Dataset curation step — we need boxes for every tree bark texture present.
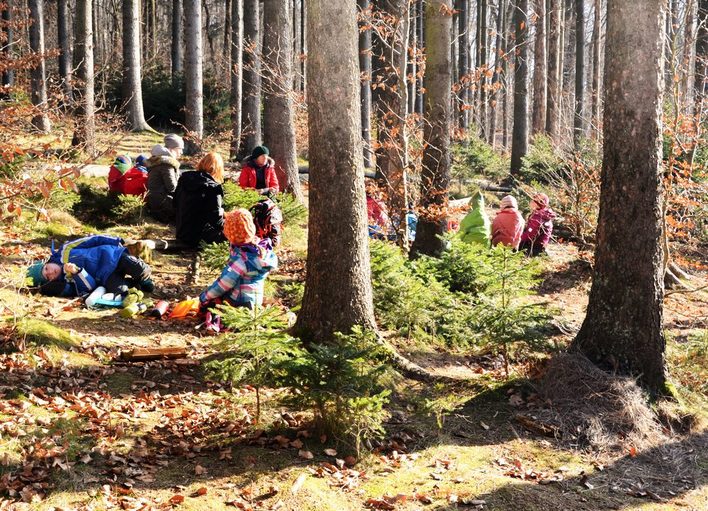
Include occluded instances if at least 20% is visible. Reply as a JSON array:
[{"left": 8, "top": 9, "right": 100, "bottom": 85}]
[
  {"left": 489, "top": 0, "right": 506, "bottom": 147},
  {"left": 510, "top": 0, "right": 529, "bottom": 175},
  {"left": 415, "top": 0, "right": 425, "bottom": 115},
  {"left": 682, "top": 0, "right": 697, "bottom": 115},
  {"left": 230, "top": 0, "right": 243, "bottom": 158},
  {"left": 1, "top": 5, "right": 13, "bottom": 89},
  {"left": 695, "top": 0, "right": 707, "bottom": 112},
  {"left": 172, "top": 0, "right": 184, "bottom": 79},
  {"left": 296, "top": 0, "right": 376, "bottom": 342},
  {"left": 184, "top": 0, "right": 204, "bottom": 139},
  {"left": 29, "top": 0, "right": 50, "bottom": 132},
  {"left": 457, "top": 0, "right": 470, "bottom": 129},
  {"left": 410, "top": 0, "right": 452, "bottom": 258},
  {"left": 573, "top": 0, "right": 667, "bottom": 395},
  {"left": 407, "top": 0, "right": 417, "bottom": 115},
  {"left": 590, "top": 0, "right": 602, "bottom": 133},
  {"left": 358, "top": 0, "right": 374, "bottom": 168},
  {"left": 372, "top": 0, "right": 410, "bottom": 247},
  {"left": 57, "top": 0, "right": 72, "bottom": 99},
  {"left": 239, "top": 0, "right": 262, "bottom": 159},
  {"left": 574, "top": 0, "right": 585, "bottom": 147},
  {"left": 546, "top": 0, "right": 561, "bottom": 138},
  {"left": 74, "top": 0, "right": 96, "bottom": 155},
  {"left": 262, "top": 0, "right": 303, "bottom": 201},
  {"left": 122, "top": 0, "right": 150, "bottom": 131},
  {"left": 531, "top": 0, "right": 546, "bottom": 134}
]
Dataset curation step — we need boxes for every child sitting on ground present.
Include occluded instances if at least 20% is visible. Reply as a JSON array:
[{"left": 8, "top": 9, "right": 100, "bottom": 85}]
[
  {"left": 491, "top": 195, "right": 525, "bottom": 249},
  {"left": 458, "top": 191, "right": 491, "bottom": 247},
  {"left": 519, "top": 192, "right": 556, "bottom": 256},
  {"left": 27, "top": 235, "right": 154, "bottom": 298},
  {"left": 199, "top": 208, "right": 278, "bottom": 312}
]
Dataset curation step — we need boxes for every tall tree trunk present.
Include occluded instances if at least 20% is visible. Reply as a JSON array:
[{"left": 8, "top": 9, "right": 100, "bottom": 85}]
[
  {"left": 574, "top": 0, "right": 585, "bottom": 147},
  {"left": 230, "top": 0, "right": 243, "bottom": 159},
  {"left": 122, "top": 0, "right": 150, "bottom": 131},
  {"left": 573, "top": 0, "right": 667, "bottom": 395},
  {"left": 682, "top": 0, "right": 698, "bottom": 115},
  {"left": 510, "top": 0, "right": 529, "bottom": 175},
  {"left": 415, "top": 0, "right": 425, "bottom": 115},
  {"left": 57, "top": 0, "right": 72, "bottom": 100},
  {"left": 358, "top": 0, "right": 374, "bottom": 168},
  {"left": 372, "top": 0, "right": 410, "bottom": 247},
  {"left": 73, "top": 0, "right": 95, "bottom": 155},
  {"left": 502, "top": 0, "right": 514, "bottom": 148},
  {"left": 224, "top": 0, "right": 232, "bottom": 65},
  {"left": 239, "top": 0, "right": 262, "bottom": 159},
  {"left": 408, "top": 0, "right": 417, "bottom": 115},
  {"left": 1, "top": 4, "right": 13, "bottom": 90},
  {"left": 410, "top": 0, "right": 452, "bottom": 258},
  {"left": 172, "top": 0, "right": 184, "bottom": 79},
  {"left": 300, "top": 1, "right": 306, "bottom": 93},
  {"left": 295, "top": 0, "right": 376, "bottom": 342},
  {"left": 479, "top": 0, "right": 488, "bottom": 138},
  {"left": 531, "top": 0, "right": 546, "bottom": 135},
  {"left": 262, "top": 0, "right": 303, "bottom": 201},
  {"left": 29, "top": 0, "right": 50, "bottom": 132},
  {"left": 184, "top": 0, "right": 204, "bottom": 140},
  {"left": 696, "top": 0, "right": 707, "bottom": 114},
  {"left": 490, "top": 0, "right": 506, "bottom": 147},
  {"left": 546, "top": 0, "right": 561, "bottom": 137},
  {"left": 590, "top": 0, "right": 601, "bottom": 134},
  {"left": 458, "top": 0, "right": 470, "bottom": 130}
]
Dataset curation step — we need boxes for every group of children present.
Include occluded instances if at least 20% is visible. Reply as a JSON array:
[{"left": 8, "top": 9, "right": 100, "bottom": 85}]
[
  {"left": 459, "top": 191, "right": 556, "bottom": 256},
  {"left": 27, "top": 136, "right": 284, "bottom": 319}
]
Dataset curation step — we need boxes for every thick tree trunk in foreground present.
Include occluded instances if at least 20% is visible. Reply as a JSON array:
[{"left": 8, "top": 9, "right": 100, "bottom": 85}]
[
  {"left": 122, "top": 0, "right": 151, "bottom": 131},
  {"left": 230, "top": 0, "right": 243, "bottom": 158},
  {"left": 295, "top": 0, "right": 376, "bottom": 341},
  {"left": 172, "top": 0, "right": 184, "bottom": 79},
  {"left": 573, "top": 0, "right": 667, "bottom": 395},
  {"left": 510, "top": 0, "right": 529, "bottom": 175},
  {"left": 531, "top": 0, "right": 546, "bottom": 135},
  {"left": 546, "top": 0, "right": 561, "bottom": 138},
  {"left": 239, "top": 0, "right": 262, "bottom": 159},
  {"left": 29, "top": 0, "right": 50, "bottom": 132},
  {"left": 262, "top": 0, "right": 303, "bottom": 201},
  {"left": 410, "top": 0, "right": 452, "bottom": 258},
  {"left": 184, "top": 0, "right": 204, "bottom": 140},
  {"left": 73, "top": 0, "right": 96, "bottom": 155}
]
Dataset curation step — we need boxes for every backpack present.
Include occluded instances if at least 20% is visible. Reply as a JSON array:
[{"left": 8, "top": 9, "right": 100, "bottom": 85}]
[{"left": 250, "top": 198, "right": 283, "bottom": 247}]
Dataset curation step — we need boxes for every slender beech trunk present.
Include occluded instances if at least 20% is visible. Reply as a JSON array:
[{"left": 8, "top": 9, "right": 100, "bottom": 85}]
[
  {"left": 293, "top": 0, "right": 300, "bottom": 91},
  {"left": 122, "top": 0, "right": 150, "bottom": 131},
  {"left": 683, "top": 0, "right": 698, "bottom": 115},
  {"left": 372, "top": 0, "right": 410, "bottom": 247},
  {"left": 358, "top": 0, "right": 373, "bottom": 168},
  {"left": 573, "top": 0, "right": 667, "bottom": 396},
  {"left": 230, "top": 0, "right": 243, "bottom": 158},
  {"left": 415, "top": 0, "right": 425, "bottom": 115},
  {"left": 510, "top": 0, "right": 529, "bottom": 175},
  {"left": 590, "top": 0, "right": 601, "bottom": 134},
  {"left": 224, "top": 0, "right": 232, "bottom": 66},
  {"left": 458, "top": 0, "right": 470, "bottom": 130},
  {"left": 408, "top": 0, "right": 417, "bottom": 115},
  {"left": 295, "top": 0, "right": 377, "bottom": 342},
  {"left": 184, "top": 0, "right": 204, "bottom": 140},
  {"left": 262, "top": 0, "right": 303, "bottom": 201},
  {"left": 502, "top": 0, "right": 514, "bottom": 148},
  {"left": 531, "top": 0, "right": 546, "bottom": 134},
  {"left": 574, "top": 0, "right": 585, "bottom": 147},
  {"left": 58, "top": 0, "right": 72, "bottom": 100},
  {"left": 490, "top": 0, "right": 505, "bottom": 147},
  {"left": 410, "top": 0, "right": 452, "bottom": 258},
  {"left": 479, "top": 0, "right": 488, "bottom": 138},
  {"left": 546, "top": 0, "right": 561, "bottom": 137},
  {"left": 300, "top": 1, "right": 306, "bottom": 93},
  {"left": 74, "top": 0, "right": 95, "bottom": 155},
  {"left": 172, "top": 0, "right": 183, "bottom": 79},
  {"left": 1, "top": 4, "right": 13, "bottom": 90},
  {"left": 239, "top": 0, "right": 262, "bottom": 159},
  {"left": 29, "top": 0, "right": 50, "bottom": 132},
  {"left": 696, "top": 0, "right": 707, "bottom": 115}
]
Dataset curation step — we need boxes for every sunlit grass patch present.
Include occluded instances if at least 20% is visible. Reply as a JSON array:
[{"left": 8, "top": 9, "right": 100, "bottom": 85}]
[{"left": 16, "top": 318, "right": 79, "bottom": 350}]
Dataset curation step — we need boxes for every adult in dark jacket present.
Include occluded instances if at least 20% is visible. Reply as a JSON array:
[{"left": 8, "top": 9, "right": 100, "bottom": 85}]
[
  {"left": 174, "top": 152, "right": 227, "bottom": 246},
  {"left": 146, "top": 134, "right": 183, "bottom": 223},
  {"left": 238, "top": 145, "right": 280, "bottom": 195}
]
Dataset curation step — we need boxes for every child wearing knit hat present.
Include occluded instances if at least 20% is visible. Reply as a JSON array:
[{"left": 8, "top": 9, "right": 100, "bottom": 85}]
[
  {"left": 199, "top": 209, "right": 278, "bottom": 312},
  {"left": 519, "top": 193, "right": 556, "bottom": 256},
  {"left": 491, "top": 194, "right": 525, "bottom": 249}
]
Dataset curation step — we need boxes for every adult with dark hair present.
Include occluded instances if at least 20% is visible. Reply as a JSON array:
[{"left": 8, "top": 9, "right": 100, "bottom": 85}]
[
  {"left": 174, "top": 152, "right": 227, "bottom": 246},
  {"left": 146, "top": 133, "right": 184, "bottom": 223},
  {"left": 238, "top": 145, "right": 280, "bottom": 195}
]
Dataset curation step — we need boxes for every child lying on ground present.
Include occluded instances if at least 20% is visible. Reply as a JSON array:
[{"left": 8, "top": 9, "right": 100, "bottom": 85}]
[
  {"left": 199, "top": 209, "right": 278, "bottom": 313},
  {"left": 27, "top": 235, "right": 153, "bottom": 297}
]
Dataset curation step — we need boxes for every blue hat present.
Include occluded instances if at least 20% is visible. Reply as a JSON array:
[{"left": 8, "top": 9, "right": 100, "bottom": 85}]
[
  {"left": 27, "top": 262, "right": 47, "bottom": 287},
  {"left": 134, "top": 154, "right": 146, "bottom": 166}
]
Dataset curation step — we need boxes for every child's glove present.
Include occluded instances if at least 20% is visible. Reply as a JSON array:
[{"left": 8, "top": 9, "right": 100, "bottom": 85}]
[{"left": 63, "top": 262, "right": 80, "bottom": 275}]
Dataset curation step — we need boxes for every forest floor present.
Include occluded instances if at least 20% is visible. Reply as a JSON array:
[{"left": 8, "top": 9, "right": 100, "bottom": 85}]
[{"left": 0, "top": 174, "right": 707, "bottom": 510}]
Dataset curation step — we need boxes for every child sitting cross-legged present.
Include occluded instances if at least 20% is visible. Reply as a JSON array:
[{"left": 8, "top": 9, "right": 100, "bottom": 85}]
[
  {"left": 27, "top": 235, "right": 153, "bottom": 298},
  {"left": 199, "top": 208, "right": 278, "bottom": 315}
]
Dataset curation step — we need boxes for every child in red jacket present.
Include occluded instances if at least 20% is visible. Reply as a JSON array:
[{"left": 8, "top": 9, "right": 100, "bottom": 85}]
[
  {"left": 491, "top": 195, "right": 524, "bottom": 249},
  {"left": 238, "top": 146, "right": 280, "bottom": 195}
]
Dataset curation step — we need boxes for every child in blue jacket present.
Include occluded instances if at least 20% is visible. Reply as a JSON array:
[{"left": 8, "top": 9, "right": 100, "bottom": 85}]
[{"left": 27, "top": 235, "right": 153, "bottom": 297}]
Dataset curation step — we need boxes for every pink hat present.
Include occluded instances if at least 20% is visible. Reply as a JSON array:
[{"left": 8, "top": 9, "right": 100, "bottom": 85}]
[
  {"left": 500, "top": 195, "right": 518, "bottom": 210},
  {"left": 532, "top": 193, "right": 550, "bottom": 208}
]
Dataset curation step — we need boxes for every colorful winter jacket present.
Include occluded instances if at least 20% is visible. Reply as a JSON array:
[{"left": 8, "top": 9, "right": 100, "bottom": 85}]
[
  {"left": 199, "top": 239, "right": 278, "bottom": 309},
  {"left": 491, "top": 208, "right": 525, "bottom": 249},
  {"left": 46, "top": 235, "right": 126, "bottom": 296},
  {"left": 239, "top": 157, "right": 280, "bottom": 193},
  {"left": 520, "top": 207, "right": 556, "bottom": 252},
  {"left": 458, "top": 192, "right": 491, "bottom": 246}
]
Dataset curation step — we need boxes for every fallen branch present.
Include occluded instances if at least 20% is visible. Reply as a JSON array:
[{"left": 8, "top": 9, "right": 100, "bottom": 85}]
[{"left": 119, "top": 347, "right": 187, "bottom": 362}]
